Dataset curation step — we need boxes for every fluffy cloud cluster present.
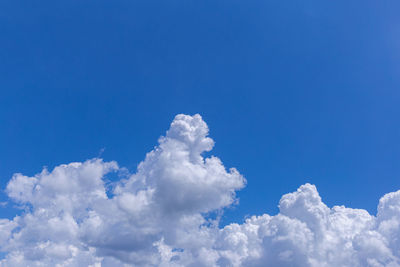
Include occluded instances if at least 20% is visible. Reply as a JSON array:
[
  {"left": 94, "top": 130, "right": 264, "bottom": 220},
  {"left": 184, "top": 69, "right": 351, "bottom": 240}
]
[{"left": 1, "top": 114, "right": 400, "bottom": 266}]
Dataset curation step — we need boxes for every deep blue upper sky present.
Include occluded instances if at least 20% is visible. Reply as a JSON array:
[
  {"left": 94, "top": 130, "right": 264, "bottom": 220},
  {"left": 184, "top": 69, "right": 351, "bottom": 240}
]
[{"left": 1, "top": 0, "right": 400, "bottom": 223}]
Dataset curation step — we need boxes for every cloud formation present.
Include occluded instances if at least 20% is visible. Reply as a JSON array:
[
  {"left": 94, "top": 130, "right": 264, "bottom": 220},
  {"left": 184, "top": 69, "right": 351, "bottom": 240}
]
[{"left": 1, "top": 114, "right": 400, "bottom": 266}]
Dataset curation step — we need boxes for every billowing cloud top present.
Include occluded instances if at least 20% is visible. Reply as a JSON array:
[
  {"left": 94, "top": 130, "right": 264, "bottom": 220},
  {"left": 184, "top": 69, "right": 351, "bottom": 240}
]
[{"left": 1, "top": 114, "right": 400, "bottom": 266}]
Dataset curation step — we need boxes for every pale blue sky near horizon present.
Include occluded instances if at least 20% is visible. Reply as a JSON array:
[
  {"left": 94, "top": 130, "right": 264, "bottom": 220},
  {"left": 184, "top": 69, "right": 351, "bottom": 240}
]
[{"left": 1, "top": 0, "right": 400, "bottom": 224}]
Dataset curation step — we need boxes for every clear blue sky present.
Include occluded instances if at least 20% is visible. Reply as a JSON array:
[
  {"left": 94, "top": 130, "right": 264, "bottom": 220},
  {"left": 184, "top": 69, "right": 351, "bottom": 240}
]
[{"left": 1, "top": 0, "right": 400, "bottom": 223}]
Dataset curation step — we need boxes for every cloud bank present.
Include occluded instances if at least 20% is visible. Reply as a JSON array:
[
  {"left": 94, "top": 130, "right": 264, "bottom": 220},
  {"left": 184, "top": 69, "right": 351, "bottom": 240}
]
[{"left": 1, "top": 114, "right": 400, "bottom": 266}]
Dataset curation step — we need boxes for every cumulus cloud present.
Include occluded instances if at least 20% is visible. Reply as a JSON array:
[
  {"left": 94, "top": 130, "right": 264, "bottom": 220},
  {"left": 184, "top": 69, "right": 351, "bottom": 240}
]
[{"left": 0, "top": 114, "right": 400, "bottom": 266}]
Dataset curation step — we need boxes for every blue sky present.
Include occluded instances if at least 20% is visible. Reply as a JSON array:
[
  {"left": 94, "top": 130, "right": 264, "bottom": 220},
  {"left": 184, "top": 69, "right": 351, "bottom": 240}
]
[{"left": 1, "top": 0, "right": 400, "bottom": 228}]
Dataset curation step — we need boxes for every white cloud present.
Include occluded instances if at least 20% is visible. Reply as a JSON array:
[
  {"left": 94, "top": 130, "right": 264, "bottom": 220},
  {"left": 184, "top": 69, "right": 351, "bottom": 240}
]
[{"left": 0, "top": 114, "right": 400, "bottom": 266}]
